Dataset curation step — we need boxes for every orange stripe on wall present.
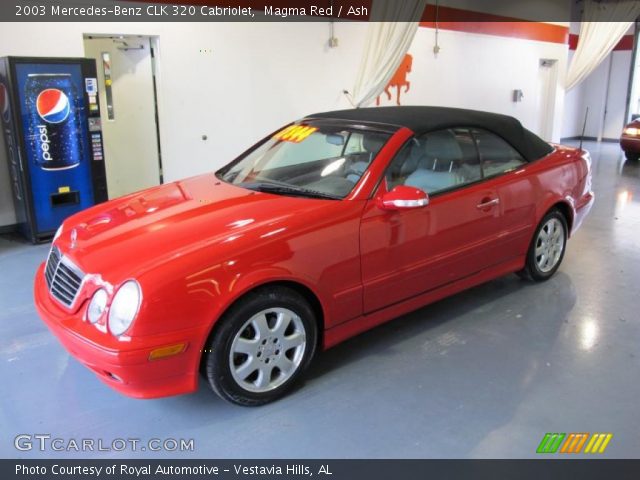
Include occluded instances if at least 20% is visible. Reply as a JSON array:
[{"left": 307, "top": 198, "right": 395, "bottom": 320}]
[
  {"left": 419, "top": 5, "right": 568, "bottom": 44},
  {"left": 613, "top": 35, "right": 634, "bottom": 51},
  {"left": 569, "top": 33, "right": 634, "bottom": 51},
  {"left": 419, "top": 20, "right": 569, "bottom": 44}
]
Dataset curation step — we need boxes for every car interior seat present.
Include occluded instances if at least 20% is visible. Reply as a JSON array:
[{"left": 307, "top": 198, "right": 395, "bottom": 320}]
[
  {"left": 386, "top": 138, "right": 424, "bottom": 190},
  {"left": 405, "top": 130, "right": 467, "bottom": 193},
  {"left": 345, "top": 133, "right": 388, "bottom": 183}
]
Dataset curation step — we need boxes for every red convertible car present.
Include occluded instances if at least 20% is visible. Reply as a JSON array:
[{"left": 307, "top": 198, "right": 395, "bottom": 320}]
[
  {"left": 620, "top": 118, "right": 640, "bottom": 161},
  {"left": 35, "top": 106, "right": 594, "bottom": 405}
]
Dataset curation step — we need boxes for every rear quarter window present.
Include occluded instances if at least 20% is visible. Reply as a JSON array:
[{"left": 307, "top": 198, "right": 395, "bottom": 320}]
[{"left": 472, "top": 129, "right": 526, "bottom": 177}]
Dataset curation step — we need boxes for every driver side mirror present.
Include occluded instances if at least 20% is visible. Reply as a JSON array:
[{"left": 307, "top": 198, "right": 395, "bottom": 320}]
[{"left": 379, "top": 185, "right": 429, "bottom": 210}]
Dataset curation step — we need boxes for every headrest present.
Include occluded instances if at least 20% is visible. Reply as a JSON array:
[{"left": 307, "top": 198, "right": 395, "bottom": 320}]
[
  {"left": 423, "top": 130, "right": 462, "bottom": 161},
  {"left": 363, "top": 133, "right": 387, "bottom": 153}
]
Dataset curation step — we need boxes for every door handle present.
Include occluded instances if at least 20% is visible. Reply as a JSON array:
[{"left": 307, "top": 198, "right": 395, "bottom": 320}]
[{"left": 476, "top": 198, "right": 500, "bottom": 209}]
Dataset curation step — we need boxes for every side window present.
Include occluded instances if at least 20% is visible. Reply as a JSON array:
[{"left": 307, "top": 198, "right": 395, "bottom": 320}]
[
  {"left": 385, "top": 129, "right": 480, "bottom": 195},
  {"left": 472, "top": 129, "right": 526, "bottom": 177}
]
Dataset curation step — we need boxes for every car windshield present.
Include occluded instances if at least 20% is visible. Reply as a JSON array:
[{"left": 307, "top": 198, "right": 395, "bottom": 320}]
[{"left": 217, "top": 123, "right": 392, "bottom": 199}]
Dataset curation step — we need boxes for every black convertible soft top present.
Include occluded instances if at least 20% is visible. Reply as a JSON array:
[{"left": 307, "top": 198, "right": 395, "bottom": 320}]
[{"left": 306, "top": 106, "right": 553, "bottom": 162}]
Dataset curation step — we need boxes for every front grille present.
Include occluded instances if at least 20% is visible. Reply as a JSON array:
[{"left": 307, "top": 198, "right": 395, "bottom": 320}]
[{"left": 45, "top": 246, "right": 85, "bottom": 307}]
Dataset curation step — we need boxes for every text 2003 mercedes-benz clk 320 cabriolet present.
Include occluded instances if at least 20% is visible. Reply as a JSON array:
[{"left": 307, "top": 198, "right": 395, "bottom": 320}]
[{"left": 35, "top": 106, "right": 594, "bottom": 405}]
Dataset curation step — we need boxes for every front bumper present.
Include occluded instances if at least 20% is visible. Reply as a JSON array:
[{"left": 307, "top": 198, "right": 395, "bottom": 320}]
[{"left": 34, "top": 264, "right": 207, "bottom": 399}]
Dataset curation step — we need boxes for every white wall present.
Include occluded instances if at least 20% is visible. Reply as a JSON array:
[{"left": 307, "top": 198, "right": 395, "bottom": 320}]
[
  {"left": 562, "top": 52, "right": 610, "bottom": 138},
  {"left": 378, "top": 27, "right": 569, "bottom": 141},
  {"left": 561, "top": 22, "right": 634, "bottom": 140},
  {"left": 561, "top": 50, "right": 632, "bottom": 139},
  {"left": 629, "top": 40, "right": 640, "bottom": 118},
  {"left": 562, "top": 52, "right": 585, "bottom": 137},
  {"left": 0, "top": 21, "right": 367, "bottom": 227},
  {"left": 0, "top": 21, "right": 568, "bottom": 227},
  {"left": 604, "top": 50, "right": 633, "bottom": 139}
]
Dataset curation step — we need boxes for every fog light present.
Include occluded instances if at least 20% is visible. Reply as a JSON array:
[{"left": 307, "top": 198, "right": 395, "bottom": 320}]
[{"left": 149, "top": 343, "right": 186, "bottom": 361}]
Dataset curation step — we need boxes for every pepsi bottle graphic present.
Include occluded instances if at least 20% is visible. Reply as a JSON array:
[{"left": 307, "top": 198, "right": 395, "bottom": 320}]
[{"left": 25, "top": 73, "right": 82, "bottom": 170}]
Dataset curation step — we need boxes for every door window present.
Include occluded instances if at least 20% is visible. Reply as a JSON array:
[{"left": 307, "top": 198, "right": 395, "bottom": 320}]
[{"left": 385, "top": 129, "right": 480, "bottom": 195}]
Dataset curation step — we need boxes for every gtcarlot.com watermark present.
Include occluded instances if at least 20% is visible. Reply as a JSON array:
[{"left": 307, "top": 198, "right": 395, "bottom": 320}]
[{"left": 15, "top": 434, "right": 195, "bottom": 453}]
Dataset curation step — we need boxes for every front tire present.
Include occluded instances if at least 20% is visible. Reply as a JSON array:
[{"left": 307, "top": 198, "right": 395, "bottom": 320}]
[
  {"left": 517, "top": 209, "right": 568, "bottom": 282},
  {"left": 204, "top": 286, "right": 317, "bottom": 406}
]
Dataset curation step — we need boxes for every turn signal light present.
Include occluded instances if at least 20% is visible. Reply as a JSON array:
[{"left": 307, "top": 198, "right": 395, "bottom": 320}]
[{"left": 149, "top": 343, "right": 186, "bottom": 361}]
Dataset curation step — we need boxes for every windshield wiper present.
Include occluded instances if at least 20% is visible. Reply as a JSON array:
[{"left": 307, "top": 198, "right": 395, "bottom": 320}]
[{"left": 240, "top": 182, "right": 340, "bottom": 200}]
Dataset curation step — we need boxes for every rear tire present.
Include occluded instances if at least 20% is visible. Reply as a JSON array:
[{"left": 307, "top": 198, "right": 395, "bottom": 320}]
[
  {"left": 204, "top": 286, "right": 317, "bottom": 406},
  {"left": 625, "top": 151, "right": 639, "bottom": 162},
  {"left": 517, "top": 209, "right": 568, "bottom": 282}
]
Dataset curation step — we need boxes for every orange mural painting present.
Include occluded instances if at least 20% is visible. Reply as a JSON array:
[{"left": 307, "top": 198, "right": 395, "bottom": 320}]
[{"left": 377, "top": 54, "right": 413, "bottom": 106}]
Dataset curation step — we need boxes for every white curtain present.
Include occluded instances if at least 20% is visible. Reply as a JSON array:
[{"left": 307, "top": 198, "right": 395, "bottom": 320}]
[
  {"left": 566, "top": 0, "right": 640, "bottom": 91},
  {"left": 351, "top": 0, "right": 427, "bottom": 107}
]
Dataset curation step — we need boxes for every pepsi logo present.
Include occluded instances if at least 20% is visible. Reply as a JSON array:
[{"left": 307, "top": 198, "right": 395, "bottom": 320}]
[
  {"left": 0, "top": 83, "right": 9, "bottom": 123},
  {"left": 36, "top": 88, "right": 70, "bottom": 124}
]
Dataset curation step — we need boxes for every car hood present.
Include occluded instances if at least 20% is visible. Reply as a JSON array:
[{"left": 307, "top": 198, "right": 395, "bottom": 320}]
[{"left": 54, "top": 173, "right": 337, "bottom": 280}]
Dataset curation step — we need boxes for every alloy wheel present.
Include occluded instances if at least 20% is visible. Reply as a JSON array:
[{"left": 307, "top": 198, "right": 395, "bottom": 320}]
[
  {"left": 535, "top": 217, "right": 565, "bottom": 273},
  {"left": 229, "top": 307, "right": 306, "bottom": 393}
]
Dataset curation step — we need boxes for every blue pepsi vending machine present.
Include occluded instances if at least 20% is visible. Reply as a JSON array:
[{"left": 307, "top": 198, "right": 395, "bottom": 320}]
[{"left": 0, "top": 57, "right": 108, "bottom": 243}]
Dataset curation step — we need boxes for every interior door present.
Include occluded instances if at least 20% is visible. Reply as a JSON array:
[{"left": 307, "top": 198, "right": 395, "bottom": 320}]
[
  {"left": 359, "top": 129, "right": 505, "bottom": 313},
  {"left": 83, "top": 36, "right": 161, "bottom": 199}
]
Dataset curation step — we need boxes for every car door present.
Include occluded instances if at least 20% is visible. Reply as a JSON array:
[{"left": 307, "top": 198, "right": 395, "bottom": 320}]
[
  {"left": 359, "top": 128, "right": 506, "bottom": 313},
  {"left": 470, "top": 128, "right": 534, "bottom": 260}
]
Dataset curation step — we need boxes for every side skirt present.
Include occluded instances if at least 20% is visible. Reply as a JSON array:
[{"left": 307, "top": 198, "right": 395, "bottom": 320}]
[{"left": 323, "top": 256, "right": 525, "bottom": 349}]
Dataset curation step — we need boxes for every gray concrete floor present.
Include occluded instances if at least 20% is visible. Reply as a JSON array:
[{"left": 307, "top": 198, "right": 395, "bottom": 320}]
[{"left": 1, "top": 141, "right": 638, "bottom": 459}]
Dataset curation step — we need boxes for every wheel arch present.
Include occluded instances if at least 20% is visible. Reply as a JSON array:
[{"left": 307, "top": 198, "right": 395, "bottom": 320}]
[
  {"left": 198, "top": 279, "right": 326, "bottom": 372},
  {"left": 537, "top": 194, "right": 574, "bottom": 236},
  {"left": 550, "top": 200, "right": 574, "bottom": 235}
]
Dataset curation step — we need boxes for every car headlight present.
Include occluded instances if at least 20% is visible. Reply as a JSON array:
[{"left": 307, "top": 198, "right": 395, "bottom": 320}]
[
  {"left": 87, "top": 289, "right": 108, "bottom": 324},
  {"left": 108, "top": 280, "right": 142, "bottom": 336},
  {"left": 624, "top": 127, "right": 639, "bottom": 136}
]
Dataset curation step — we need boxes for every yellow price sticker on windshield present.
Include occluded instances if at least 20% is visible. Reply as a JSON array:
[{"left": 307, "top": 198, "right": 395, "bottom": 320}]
[{"left": 273, "top": 125, "right": 318, "bottom": 143}]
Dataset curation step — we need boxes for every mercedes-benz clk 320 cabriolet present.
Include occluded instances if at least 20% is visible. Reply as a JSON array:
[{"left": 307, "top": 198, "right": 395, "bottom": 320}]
[{"left": 35, "top": 106, "right": 594, "bottom": 405}]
